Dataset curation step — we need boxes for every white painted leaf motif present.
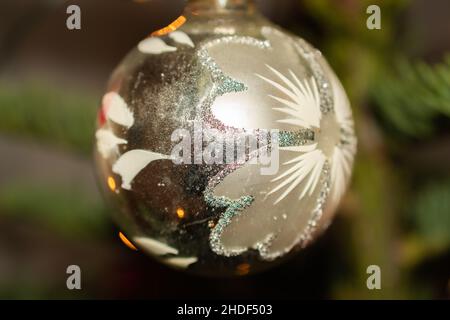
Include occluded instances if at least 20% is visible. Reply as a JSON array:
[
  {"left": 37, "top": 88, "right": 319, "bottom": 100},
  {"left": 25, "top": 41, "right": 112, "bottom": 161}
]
[
  {"left": 138, "top": 37, "right": 177, "bottom": 54},
  {"left": 105, "top": 92, "right": 134, "bottom": 128},
  {"left": 133, "top": 237, "right": 179, "bottom": 255},
  {"left": 113, "top": 150, "right": 170, "bottom": 190},
  {"left": 95, "top": 128, "right": 127, "bottom": 159},
  {"left": 165, "top": 257, "right": 198, "bottom": 269},
  {"left": 138, "top": 32, "right": 195, "bottom": 55},
  {"left": 169, "top": 31, "right": 195, "bottom": 48},
  {"left": 133, "top": 237, "right": 198, "bottom": 269}
]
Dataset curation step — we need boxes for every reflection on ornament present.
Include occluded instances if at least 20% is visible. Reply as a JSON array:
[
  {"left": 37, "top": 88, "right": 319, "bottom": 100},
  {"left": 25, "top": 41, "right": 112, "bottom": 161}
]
[
  {"left": 107, "top": 176, "right": 117, "bottom": 193},
  {"left": 119, "top": 232, "right": 138, "bottom": 251},
  {"left": 94, "top": 0, "right": 356, "bottom": 276},
  {"left": 151, "top": 15, "right": 187, "bottom": 37},
  {"left": 176, "top": 207, "right": 186, "bottom": 219},
  {"left": 236, "top": 263, "right": 251, "bottom": 276}
]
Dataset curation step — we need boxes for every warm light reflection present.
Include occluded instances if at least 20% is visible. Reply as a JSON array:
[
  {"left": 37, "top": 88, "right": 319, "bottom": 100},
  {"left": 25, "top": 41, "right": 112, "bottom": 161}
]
[
  {"left": 151, "top": 15, "right": 187, "bottom": 37},
  {"left": 176, "top": 207, "right": 186, "bottom": 219},
  {"left": 236, "top": 263, "right": 251, "bottom": 276},
  {"left": 119, "top": 232, "right": 138, "bottom": 251},
  {"left": 107, "top": 176, "right": 116, "bottom": 192}
]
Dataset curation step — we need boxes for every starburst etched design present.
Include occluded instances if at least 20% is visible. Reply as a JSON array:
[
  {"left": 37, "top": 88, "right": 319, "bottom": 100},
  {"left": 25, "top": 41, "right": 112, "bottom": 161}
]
[
  {"left": 257, "top": 65, "right": 355, "bottom": 205},
  {"left": 256, "top": 64, "right": 321, "bottom": 129},
  {"left": 268, "top": 145, "right": 326, "bottom": 204}
]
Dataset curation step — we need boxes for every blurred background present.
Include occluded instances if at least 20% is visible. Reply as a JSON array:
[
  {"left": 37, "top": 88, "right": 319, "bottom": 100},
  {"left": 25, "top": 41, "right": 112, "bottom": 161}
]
[{"left": 0, "top": 0, "right": 449, "bottom": 299}]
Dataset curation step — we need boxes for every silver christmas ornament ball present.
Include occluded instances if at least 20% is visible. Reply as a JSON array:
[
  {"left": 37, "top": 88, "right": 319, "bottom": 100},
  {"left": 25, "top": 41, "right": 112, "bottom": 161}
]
[{"left": 95, "top": 0, "right": 356, "bottom": 276}]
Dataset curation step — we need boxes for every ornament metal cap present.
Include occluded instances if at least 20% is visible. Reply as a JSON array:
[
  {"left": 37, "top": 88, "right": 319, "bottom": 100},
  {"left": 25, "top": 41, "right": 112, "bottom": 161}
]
[{"left": 186, "top": 0, "right": 254, "bottom": 13}]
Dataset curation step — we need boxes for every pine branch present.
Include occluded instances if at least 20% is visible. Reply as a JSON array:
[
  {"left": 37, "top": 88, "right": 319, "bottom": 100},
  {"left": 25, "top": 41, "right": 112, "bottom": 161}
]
[
  {"left": 372, "top": 55, "right": 450, "bottom": 137},
  {"left": 0, "top": 182, "right": 107, "bottom": 238},
  {"left": 0, "top": 83, "right": 97, "bottom": 154},
  {"left": 412, "top": 180, "right": 450, "bottom": 247}
]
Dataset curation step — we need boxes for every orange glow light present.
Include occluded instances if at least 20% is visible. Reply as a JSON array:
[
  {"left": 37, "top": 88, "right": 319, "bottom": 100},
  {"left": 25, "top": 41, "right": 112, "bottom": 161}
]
[
  {"left": 119, "top": 232, "right": 138, "bottom": 251},
  {"left": 236, "top": 263, "right": 251, "bottom": 276},
  {"left": 151, "top": 15, "right": 187, "bottom": 37},
  {"left": 107, "top": 176, "right": 116, "bottom": 192},
  {"left": 176, "top": 207, "right": 185, "bottom": 219}
]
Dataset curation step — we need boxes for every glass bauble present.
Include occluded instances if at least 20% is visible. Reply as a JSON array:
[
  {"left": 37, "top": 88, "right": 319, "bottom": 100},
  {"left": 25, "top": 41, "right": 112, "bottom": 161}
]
[{"left": 95, "top": 0, "right": 356, "bottom": 276}]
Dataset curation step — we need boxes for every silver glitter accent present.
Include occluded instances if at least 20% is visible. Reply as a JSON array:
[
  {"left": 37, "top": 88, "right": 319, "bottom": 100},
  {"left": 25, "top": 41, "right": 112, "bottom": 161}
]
[
  {"left": 196, "top": 35, "right": 271, "bottom": 133},
  {"left": 279, "top": 129, "right": 314, "bottom": 148},
  {"left": 253, "top": 233, "right": 276, "bottom": 258},
  {"left": 205, "top": 163, "right": 278, "bottom": 258},
  {"left": 204, "top": 164, "right": 255, "bottom": 257},
  {"left": 196, "top": 35, "right": 275, "bottom": 258},
  {"left": 299, "top": 162, "right": 331, "bottom": 248}
]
